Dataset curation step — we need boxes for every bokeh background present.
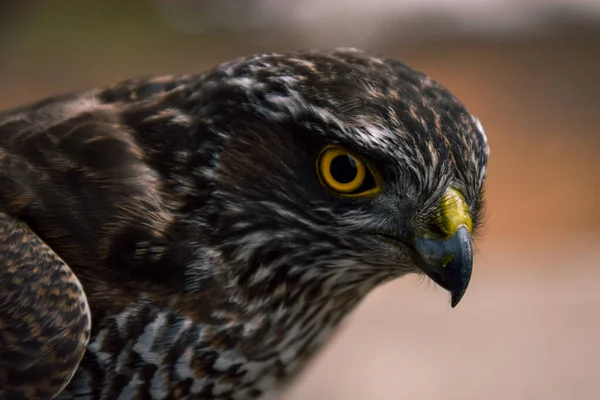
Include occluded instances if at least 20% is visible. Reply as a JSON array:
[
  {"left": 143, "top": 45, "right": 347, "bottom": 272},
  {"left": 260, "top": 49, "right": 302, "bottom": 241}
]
[{"left": 1, "top": 1, "right": 599, "bottom": 399}]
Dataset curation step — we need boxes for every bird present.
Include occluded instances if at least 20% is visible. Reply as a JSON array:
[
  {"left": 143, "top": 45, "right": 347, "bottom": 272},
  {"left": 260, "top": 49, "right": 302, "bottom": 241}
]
[{"left": 0, "top": 47, "right": 489, "bottom": 399}]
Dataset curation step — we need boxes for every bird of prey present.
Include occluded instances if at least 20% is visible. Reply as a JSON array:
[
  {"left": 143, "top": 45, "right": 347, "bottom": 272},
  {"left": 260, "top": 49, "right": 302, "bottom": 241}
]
[{"left": 0, "top": 48, "right": 489, "bottom": 399}]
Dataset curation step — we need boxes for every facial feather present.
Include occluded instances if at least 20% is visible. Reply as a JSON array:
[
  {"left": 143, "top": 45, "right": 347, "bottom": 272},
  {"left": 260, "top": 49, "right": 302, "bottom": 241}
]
[{"left": 0, "top": 48, "right": 488, "bottom": 399}]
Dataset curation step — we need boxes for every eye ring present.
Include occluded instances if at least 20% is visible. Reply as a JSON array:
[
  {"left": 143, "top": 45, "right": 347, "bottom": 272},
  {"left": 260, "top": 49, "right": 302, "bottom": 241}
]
[
  {"left": 319, "top": 147, "right": 366, "bottom": 193},
  {"left": 316, "top": 145, "right": 381, "bottom": 197}
]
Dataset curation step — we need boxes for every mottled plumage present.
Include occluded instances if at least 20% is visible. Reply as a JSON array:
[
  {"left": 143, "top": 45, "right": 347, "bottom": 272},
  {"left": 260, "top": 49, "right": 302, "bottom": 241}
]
[{"left": 0, "top": 48, "right": 489, "bottom": 399}]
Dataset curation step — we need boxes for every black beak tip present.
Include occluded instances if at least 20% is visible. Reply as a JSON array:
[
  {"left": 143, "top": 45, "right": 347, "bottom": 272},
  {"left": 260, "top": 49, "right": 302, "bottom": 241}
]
[
  {"left": 415, "top": 226, "right": 473, "bottom": 308},
  {"left": 450, "top": 288, "right": 466, "bottom": 308},
  {"left": 447, "top": 226, "right": 473, "bottom": 308}
]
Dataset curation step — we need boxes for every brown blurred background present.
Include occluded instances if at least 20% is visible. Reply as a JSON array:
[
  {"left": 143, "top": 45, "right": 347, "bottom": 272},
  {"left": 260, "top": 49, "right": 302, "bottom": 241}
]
[{"left": 1, "top": 1, "right": 599, "bottom": 399}]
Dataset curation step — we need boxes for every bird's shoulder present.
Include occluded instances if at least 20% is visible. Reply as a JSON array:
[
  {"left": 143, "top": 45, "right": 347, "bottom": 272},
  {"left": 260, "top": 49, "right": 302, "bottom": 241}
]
[{"left": 0, "top": 75, "right": 215, "bottom": 301}]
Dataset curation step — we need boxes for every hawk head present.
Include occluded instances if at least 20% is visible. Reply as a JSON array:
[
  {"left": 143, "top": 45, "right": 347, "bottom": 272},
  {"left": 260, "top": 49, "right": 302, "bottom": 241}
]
[{"left": 186, "top": 48, "right": 489, "bottom": 308}]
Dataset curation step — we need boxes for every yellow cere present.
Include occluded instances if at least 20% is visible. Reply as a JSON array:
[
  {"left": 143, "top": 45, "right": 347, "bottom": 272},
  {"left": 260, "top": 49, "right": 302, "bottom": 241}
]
[{"left": 435, "top": 187, "right": 473, "bottom": 239}]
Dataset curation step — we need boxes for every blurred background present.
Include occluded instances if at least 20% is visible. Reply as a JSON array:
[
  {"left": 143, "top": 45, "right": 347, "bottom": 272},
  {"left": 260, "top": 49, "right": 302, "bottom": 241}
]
[{"left": 1, "top": 1, "right": 599, "bottom": 399}]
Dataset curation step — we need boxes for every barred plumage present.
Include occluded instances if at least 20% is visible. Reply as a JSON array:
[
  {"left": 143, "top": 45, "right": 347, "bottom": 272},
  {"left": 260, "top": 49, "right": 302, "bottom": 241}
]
[{"left": 0, "top": 48, "right": 489, "bottom": 399}]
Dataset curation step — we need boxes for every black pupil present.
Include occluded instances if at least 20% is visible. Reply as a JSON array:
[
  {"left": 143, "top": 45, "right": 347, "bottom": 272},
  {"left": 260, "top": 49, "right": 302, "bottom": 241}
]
[{"left": 330, "top": 155, "right": 358, "bottom": 184}]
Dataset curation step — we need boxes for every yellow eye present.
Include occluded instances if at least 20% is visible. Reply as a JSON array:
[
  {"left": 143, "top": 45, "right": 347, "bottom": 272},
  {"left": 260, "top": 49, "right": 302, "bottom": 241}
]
[{"left": 317, "top": 145, "right": 381, "bottom": 196}]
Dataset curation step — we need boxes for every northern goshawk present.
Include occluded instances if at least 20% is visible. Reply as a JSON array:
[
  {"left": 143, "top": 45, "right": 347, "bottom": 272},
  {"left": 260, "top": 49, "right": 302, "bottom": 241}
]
[{"left": 0, "top": 48, "right": 489, "bottom": 399}]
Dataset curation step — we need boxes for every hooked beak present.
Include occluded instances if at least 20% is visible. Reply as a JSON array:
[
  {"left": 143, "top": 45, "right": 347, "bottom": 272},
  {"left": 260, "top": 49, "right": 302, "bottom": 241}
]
[
  {"left": 414, "top": 226, "right": 473, "bottom": 307},
  {"left": 413, "top": 187, "right": 474, "bottom": 307}
]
